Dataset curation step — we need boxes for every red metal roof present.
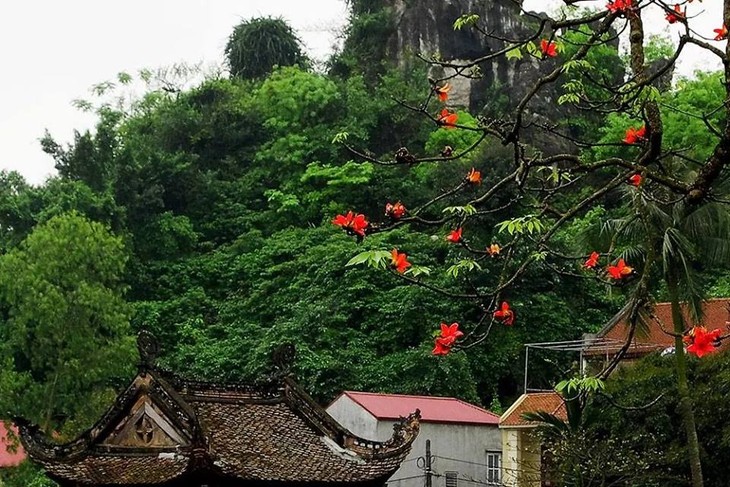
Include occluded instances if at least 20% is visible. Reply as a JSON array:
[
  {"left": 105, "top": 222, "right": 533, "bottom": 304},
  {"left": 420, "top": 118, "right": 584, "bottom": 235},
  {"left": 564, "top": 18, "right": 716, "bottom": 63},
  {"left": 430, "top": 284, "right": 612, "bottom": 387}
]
[
  {"left": 0, "top": 422, "right": 26, "bottom": 467},
  {"left": 499, "top": 392, "right": 567, "bottom": 427},
  {"left": 337, "top": 391, "right": 500, "bottom": 425},
  {"left": 584, "top": 299, "right": 730, "bottom": 357}
]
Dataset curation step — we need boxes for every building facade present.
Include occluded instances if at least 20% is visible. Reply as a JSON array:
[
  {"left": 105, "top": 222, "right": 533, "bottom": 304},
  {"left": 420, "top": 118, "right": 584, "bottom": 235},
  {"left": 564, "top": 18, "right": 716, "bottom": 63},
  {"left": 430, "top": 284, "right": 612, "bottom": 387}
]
[
  {"left": 327, "top": 392, "right": 502, "bottom": 487},
  {"left": 499, "top": 392, "right": 566, "bottom": 487}
]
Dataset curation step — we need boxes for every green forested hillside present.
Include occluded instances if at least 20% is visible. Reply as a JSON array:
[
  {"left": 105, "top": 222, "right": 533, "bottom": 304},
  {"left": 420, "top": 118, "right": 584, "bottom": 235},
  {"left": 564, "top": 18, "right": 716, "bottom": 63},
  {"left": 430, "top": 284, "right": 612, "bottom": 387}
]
[{"left": 2, "top": 5, "right": 730, "bottom": 485}]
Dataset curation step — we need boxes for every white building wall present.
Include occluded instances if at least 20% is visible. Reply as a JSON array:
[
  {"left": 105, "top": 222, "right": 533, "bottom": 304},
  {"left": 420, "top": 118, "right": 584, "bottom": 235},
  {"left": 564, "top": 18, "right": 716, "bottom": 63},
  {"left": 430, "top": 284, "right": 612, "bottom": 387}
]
[
  {"left": 327, "top": 400, "right": 502, "bottom": 487},
  {"left": 326, "top": 395, "right": 380, "bottom": 439}
]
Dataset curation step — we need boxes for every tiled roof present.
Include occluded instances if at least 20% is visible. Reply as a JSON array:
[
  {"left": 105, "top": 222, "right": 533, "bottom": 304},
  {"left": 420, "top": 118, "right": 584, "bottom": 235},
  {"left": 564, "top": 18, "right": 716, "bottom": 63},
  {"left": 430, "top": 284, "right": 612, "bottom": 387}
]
[
  {"left": 338, "top": 391, "right": 500, "bottom": 426},
  {"left": 18, "top": 341, "right": 419, "bottom": 486},
  {"left": 499, "top": 393, "right": 567, "bottom": 428},
  {"left": 0, "top": 422, "right": 26, "bottom": 467},
  {"left": 583, "top": 299, "right": 730, "bottom": 357}
]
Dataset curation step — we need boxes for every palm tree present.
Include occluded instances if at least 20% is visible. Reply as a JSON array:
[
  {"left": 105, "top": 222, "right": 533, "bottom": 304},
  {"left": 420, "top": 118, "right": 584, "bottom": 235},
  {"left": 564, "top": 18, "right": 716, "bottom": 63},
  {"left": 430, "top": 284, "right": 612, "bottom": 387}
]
[{"left": 604, "top": 186, "right": 730, "bottom": 487}]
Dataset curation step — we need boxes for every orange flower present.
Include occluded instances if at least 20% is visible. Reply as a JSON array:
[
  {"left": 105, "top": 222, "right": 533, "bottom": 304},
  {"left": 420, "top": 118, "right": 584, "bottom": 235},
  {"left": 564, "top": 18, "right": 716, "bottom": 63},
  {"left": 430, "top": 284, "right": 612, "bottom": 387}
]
[
  {"left": 434, "top": 83, "right": 452, "bottom": 102},
  {"left": 467, "top": 168, "right": 482, "bottom": 185},
  {"left": 623, "top": 125, "right": 646, "bottom": 144},
  {"left": 607, "top": 258, "right": 634, "bottom": 280},
  {"left": 685, "top": 326, "right": 722, "bottom": 358},
  {"left": 437, "top": 109, "right": 458, "bottom": 129},
  {"left": 493, "top": 301, "right": 515, "bottom": 325},
  {"left": 385, "top": 201, "right": 407, "bottom": 220},
  {"left": 714, "top": 25, "right": 728, "bottom": 41},
  {"left": 446, "top": 228, "right": 463, "bottom": 243},
  {"left": 432, "top": 322, "right": 464, "bottom": 355},
  {"left": 540, "top": 39, "right": 557, "bottom": 58},
  {"left": 628, "top": 174, "right": 642, "bottom": 187},
  {"left": 390, "top": 249, "right": 412, "bottom": 274},
  {"left": 487, "top": 244, "right": 501, "bottom": 256},
  {"left": 584, "top": 251, "right": 600, "bottom": 269},
  {"left": 665, "top": 4, "right": 685, "bottom": 24},
  {"left": 332, "top": 211, "right": 369, "bottom": 238}
]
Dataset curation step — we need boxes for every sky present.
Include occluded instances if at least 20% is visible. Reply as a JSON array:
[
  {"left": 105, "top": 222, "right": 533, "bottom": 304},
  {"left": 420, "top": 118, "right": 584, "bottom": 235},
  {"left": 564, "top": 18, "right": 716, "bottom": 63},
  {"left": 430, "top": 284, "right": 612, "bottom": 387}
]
[{"left": 0, "top": 0, "right": 723, "bottom": 186}]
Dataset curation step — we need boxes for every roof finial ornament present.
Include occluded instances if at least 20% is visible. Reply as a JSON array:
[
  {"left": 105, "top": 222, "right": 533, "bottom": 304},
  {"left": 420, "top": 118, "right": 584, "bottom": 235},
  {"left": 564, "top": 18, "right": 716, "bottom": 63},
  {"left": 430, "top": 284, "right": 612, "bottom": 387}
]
[{"left": 137, "top": 330, "right": 160, "bottom": 373}]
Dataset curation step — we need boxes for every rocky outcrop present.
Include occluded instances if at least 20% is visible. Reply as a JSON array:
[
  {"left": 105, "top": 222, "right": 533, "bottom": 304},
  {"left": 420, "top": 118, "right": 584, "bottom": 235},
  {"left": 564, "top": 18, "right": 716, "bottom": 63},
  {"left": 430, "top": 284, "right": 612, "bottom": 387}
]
[
  {"left": 384, "top": 0, "right": 555, "bottom": 114},
  {"left": 379, "top": 0, "right": 626, "bottom": 154}
]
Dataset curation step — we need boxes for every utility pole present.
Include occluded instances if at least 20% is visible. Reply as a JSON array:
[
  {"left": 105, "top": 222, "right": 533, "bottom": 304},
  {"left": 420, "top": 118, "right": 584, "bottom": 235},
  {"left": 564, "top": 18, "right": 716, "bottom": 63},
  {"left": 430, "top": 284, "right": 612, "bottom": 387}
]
[{"left": 425, "top": 439, "right": 432, "bottom": 487}]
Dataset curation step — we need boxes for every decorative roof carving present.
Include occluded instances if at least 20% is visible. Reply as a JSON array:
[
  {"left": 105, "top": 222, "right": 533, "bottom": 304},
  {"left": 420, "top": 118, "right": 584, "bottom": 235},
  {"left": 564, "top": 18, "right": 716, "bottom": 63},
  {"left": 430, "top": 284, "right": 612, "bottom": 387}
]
[{"left": 17, "top": 332, "right": 419, "bottom": 486}]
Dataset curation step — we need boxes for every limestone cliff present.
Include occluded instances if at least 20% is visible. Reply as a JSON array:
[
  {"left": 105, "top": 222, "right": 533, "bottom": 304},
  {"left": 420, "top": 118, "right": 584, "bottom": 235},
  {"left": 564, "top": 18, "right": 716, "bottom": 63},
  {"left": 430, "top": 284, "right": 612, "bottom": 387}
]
[{"left": 383, "top": 0, "right": 554, "bottom": 114}]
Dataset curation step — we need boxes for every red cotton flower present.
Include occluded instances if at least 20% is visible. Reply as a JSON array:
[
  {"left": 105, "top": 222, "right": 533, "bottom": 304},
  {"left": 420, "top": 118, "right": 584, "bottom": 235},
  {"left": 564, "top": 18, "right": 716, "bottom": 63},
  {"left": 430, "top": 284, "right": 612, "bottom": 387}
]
[
  {"left": 432, "top": 322, "right": 464, "bottom": 355},
  {"left": 467, "top": 168, "right": 482, "bottom": 185},
  {"left": 714, "top": 25, "right": 729, "bottom": 41},
  {"left": 623, "top": 125, "right": 646, "bottom": 144},
  {"left": 607, "top": 258, "right": 634, "bottom": 280},
  {"left": 434, "top": 83, "right": 452, "bottom": 102},
  {"left": 607, "top": 0, "right": 633, "bottom": 15},
  {"left": 685, "top": 326, "right": 723, "bottom": 358},
  {"left": 446, "top": 228, "right": 463, "bottom": 243},
  {"left": 665, "top": 4, "right": 685, "bottom": 24},
  {"left": 628, "top": 174, "right": 642, "bottom": 187},
  {"left": 493, "top": 301, "right": 515, "bottom": 326},
  {"left": 487, "top": 244, "right": 501, "bottom": 256},
  {"left": 437, "top": 109, "right": 458, "bottom": 129},
  {"left": 540, "top": 39, "right": 557, "bottom": 58},
  {"left": 584, "top": 251, "right": 600, "bottom": 269},
  {"left": 332, "top": 211, "right": 369, "bottom": 237},
  {"left": 385, "top": 201, "right": 407, "bottom": 220},
  {"left": 390, "top": 249, "right": 412, "bottom": 274}
]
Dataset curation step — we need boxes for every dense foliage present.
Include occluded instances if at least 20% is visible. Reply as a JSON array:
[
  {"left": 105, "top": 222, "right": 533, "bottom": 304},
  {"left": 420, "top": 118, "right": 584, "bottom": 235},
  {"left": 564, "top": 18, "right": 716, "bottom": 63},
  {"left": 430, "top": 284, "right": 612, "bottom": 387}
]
[
  {"left": 3, "top": 3, "right": 730, "bottom": 486},
  {"left": 225, "top": 17, "right": 307, "bottom": 79}
]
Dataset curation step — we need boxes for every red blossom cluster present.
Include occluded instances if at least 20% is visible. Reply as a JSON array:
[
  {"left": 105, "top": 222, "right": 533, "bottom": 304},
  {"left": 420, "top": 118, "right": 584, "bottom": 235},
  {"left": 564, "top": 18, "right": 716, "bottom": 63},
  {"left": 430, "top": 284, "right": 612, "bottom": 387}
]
[
  {"left": 390, "top": 249, "right": 412, "bottom": 274},
  {"left": 446, "top": 228, "right": 463, "bottom": 243},
  {"left": 715, "top": 25, "right": 729, "bottom": 41},
  {"left": 665, "top": 4, "right": 686, "bottom": 24},
  {"left": 684, "top": 326, "right": 723, "bottom": 358},
  {"left": 332, "top": 211, "right": 369, "bottom": 238},
  {"left": 628, "top": 174, "right": 642, "bottom": 187},
  {"left": 607, "top": 258, "right": 634, "bottom": 280},
  {"left": 437, "top": 109, "right": 458, "bottom": 129},
  {"left": 432, "top": 322, "right": 464, "bottom": 355},
  {"left": 623, "top": 125, "right": 646, "bottom": 144},
  {"left": 466, "top": 168, "right": 482, "bottom": 185},
  {"left": 493, "top": 301, "right": 515, "bottom": 325},
  {"left": 385, "top": 201, "right": 407, "bottom": 220},
  {"left": 434, "top": 83, "right": 451, "bottom": 102},
  {"left": 584, "top": 251, "right": 600, "bottom": 269},
  {"left": 540, "top": 39, "right": 557, "bottom": 58},
  {"left": 487, "top": 244, "right": 501, "bottom": 256},
  {"left": 584, "top": 253, "right": 636, "bottom": 282},
  {"left": 606, "top": 0, "right": 634, "bottom": 15}
]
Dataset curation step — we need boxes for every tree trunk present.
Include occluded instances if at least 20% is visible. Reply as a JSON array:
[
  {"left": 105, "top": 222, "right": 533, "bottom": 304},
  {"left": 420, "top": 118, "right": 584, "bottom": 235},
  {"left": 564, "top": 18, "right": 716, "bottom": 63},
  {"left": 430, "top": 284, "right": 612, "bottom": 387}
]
[{"left": 666, "top": 272, "right": 704, "bottom": 487}]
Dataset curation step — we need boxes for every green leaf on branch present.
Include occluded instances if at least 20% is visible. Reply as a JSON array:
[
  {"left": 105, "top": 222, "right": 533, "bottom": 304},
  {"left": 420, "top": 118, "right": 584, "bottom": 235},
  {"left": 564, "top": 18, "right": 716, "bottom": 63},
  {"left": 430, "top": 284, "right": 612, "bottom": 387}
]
[
  {"left": 346, "top": 250, "right": 392, "bottom": 270},
  {"left": 406, "top": 265, "right": 432, "bottom": 277},
  {"left": 331, "top": 131, "right": 349, "bottom": 144},
  {"left": 446, "top": 259, "right": 482, "bottom": 278},
  {"left": 558, "top": 93, "right": 580, "bottom": 105},
  {"left": 453, "top": 14, "right": 479, "bottom": 30},
  {"left": 506, "top": 45, "right": 523, "bottom": 61},
  {"left": 525, "top": 41, "right": 539, "bottom": 57},
  {"left": 443, "top": 204, "right": 477, "bottom": 216},
  {"left": 496, "top": 215, "right": 545, "bottom": 235}
]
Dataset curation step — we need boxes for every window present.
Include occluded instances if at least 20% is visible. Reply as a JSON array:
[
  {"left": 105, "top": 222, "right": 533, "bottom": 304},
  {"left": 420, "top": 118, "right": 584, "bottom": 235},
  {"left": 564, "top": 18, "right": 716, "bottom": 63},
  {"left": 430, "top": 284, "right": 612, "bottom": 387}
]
[
  {"left": 445, "top": 471, "right": 458, "bottom": 487},
  {"left": 486, "top": 451, "right": 501, "bottom": 485}
]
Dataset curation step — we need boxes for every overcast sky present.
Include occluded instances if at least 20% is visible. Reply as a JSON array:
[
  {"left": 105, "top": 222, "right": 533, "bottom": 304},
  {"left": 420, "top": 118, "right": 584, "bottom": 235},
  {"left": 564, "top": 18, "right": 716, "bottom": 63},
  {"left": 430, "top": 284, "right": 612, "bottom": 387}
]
[{"left": 0, "top": 0, "right": 722, "bottom": 186}]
